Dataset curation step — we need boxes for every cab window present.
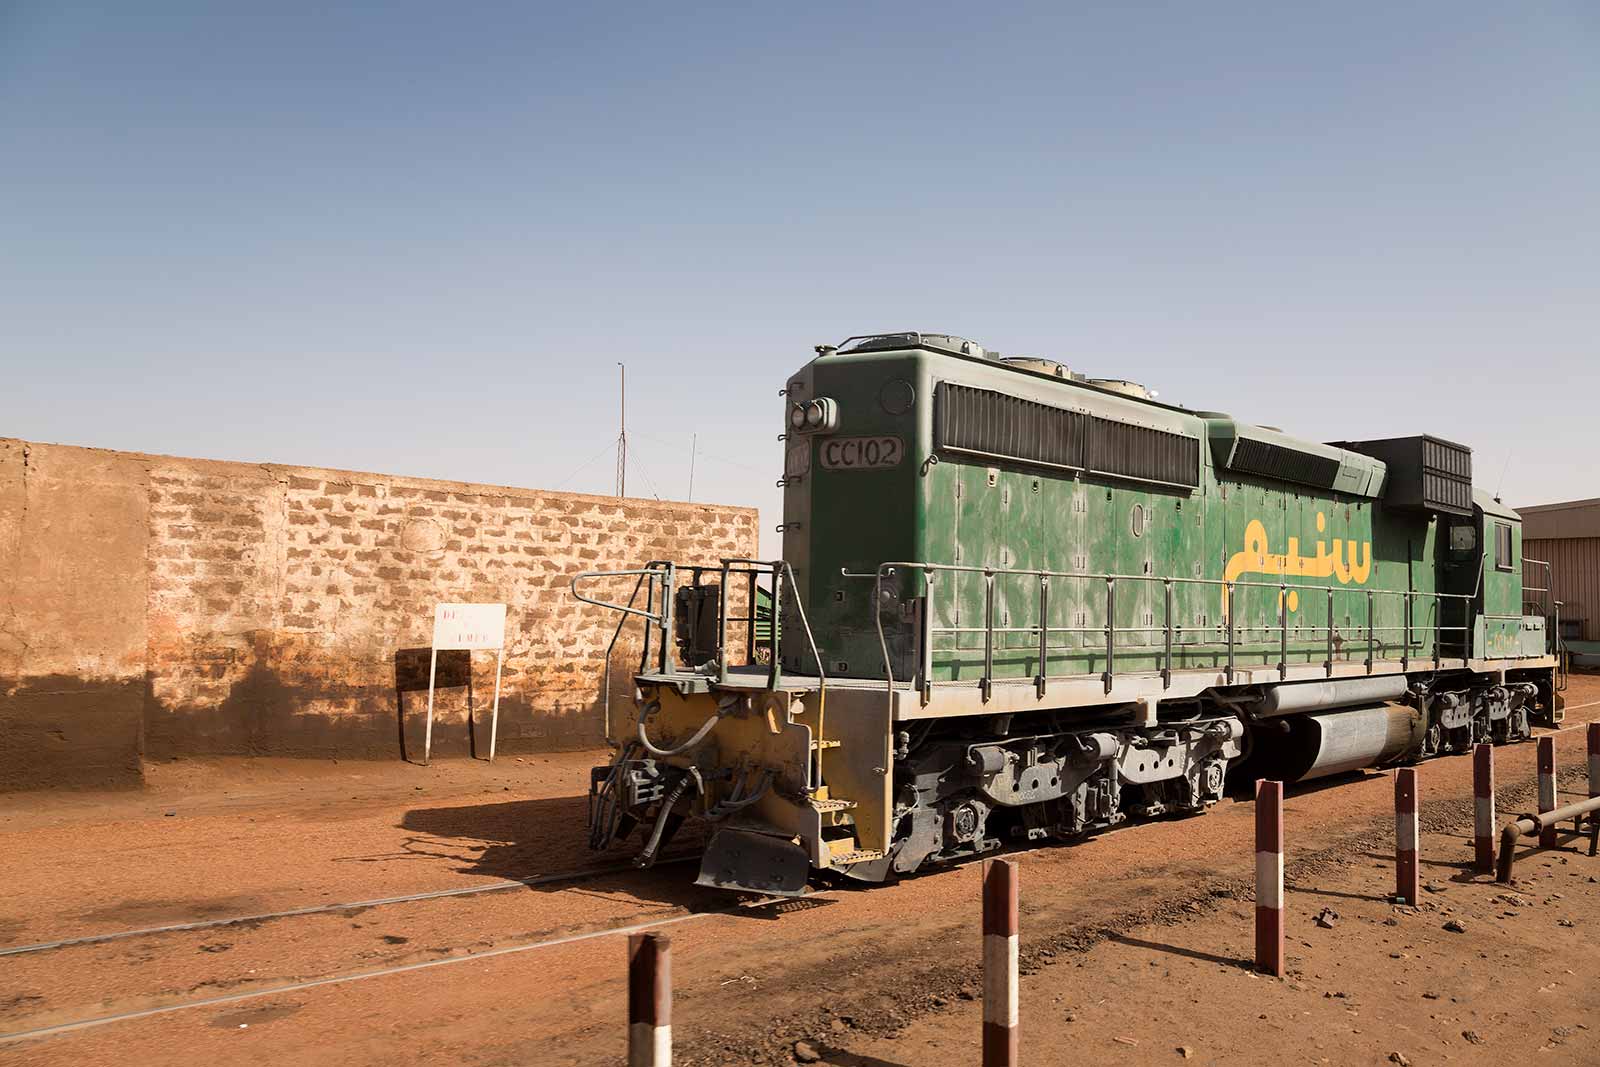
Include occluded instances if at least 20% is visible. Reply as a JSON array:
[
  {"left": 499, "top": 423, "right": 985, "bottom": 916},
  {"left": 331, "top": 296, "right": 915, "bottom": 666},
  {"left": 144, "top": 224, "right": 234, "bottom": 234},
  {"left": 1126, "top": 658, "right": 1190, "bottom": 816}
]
[{"left": 1494, "top": 522, "right": 1513, "bottom": 571}]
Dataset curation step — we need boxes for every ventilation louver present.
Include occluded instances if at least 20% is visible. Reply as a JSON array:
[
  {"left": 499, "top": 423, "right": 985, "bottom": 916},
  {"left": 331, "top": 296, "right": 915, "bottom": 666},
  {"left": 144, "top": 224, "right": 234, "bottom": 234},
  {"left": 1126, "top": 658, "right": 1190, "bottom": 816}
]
[{"left": 936, "top": 383, "right": 1199, "bottom": 489}]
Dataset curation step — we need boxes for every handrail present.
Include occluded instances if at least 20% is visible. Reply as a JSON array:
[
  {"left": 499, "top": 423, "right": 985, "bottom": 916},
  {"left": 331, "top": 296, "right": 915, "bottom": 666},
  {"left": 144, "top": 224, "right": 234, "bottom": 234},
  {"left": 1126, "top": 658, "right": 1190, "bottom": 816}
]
[
  {"left": 572, "top": 558, "right": 826, "bottom": 704},
  {"left": 844, "top": 560, "right": 1488, "bottom": 707},
  {"left": 707, "top": 558, "right": 830, "bottom": 789},
  {"left": 1522, "top": 558, "right": 1568, "bottom": 678},
  {"left": 571, "top": 562, "right": 678, "bottom": 675},
  {"left": 598, "top": 571, "right": 648, "bottom": 741}
]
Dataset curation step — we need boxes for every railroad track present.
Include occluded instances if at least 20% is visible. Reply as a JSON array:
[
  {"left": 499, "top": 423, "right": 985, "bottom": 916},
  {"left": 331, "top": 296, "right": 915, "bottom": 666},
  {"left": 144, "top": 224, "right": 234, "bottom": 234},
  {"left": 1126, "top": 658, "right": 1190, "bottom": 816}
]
[
  {"left": 0, "top": 889, "right": 825, "bottom": 1045},
  {"left": 6, "top": 698, "right": 1596, "bottom": 1047},
  {"left": 18, "top": 699, "right": 1596, "bottom": 965},
  {"left": 0, "top": 852, "right": 701, "bottom": 960}
]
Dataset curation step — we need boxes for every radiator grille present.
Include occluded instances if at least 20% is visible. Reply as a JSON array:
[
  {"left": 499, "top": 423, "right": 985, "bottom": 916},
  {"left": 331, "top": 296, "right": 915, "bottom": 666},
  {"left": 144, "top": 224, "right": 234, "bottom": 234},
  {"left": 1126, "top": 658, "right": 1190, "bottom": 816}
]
[
  {"left": 1228, "top": 437, "right": 1341, "bottom": 488},
  {"left": 1423, "top": 470, "right": 1473, "bottom": 514},
  {"left": 1422, "top": 437, "right": 1471, "bottom": 479},
  {"left": 937, "top": 383, "right": 1087, "bottom": 471},
  {"left": 1088, "top": 417, "right": 1201, "bottom": 488},
  {"left": 935, "top": 383, "right": 1198, "bottom": 489}
]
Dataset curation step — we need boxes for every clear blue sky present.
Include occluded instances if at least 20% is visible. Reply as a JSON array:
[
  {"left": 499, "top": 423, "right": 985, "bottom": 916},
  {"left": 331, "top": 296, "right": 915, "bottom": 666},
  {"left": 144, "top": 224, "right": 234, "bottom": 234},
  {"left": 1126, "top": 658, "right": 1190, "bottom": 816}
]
[{"left": 4, "top": 3, "right": 1596, "bottom": 556}]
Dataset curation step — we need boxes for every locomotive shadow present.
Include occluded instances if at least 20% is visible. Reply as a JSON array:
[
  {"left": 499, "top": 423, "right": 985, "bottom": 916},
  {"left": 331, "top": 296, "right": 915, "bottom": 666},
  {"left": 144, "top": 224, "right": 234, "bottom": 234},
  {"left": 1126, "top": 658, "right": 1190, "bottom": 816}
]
[
  {"left": 1284, "top": 884, "right": 1390, "bottom": 904},
  {"left": 803, "top": 1047, "right": 915, "bottom": 1067},
  {"left": 1106, "top": 932, "right": 1251, "bottom": 969},
  {"left": 1223, "top": 766, "right": 1377, "bottom": 801},
  {"left": 396, "top": 794, "right": 809, "bottom": 915}
]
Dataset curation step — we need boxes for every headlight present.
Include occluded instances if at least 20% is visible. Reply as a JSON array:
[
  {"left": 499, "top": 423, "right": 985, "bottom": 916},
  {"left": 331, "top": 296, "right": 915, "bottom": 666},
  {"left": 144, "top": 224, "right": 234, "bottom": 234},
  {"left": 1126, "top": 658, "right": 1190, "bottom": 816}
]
[{"left": 786, "top": 396, "right": 838, "bottom": 433}]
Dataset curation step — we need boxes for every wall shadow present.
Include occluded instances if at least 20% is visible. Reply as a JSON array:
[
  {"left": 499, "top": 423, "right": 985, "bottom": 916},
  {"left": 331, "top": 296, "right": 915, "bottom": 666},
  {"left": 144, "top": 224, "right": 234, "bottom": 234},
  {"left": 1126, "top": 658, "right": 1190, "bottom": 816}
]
[
  {"left": 393, "top": 647, "right": 475, "bottom": 763},
  {"left": 0, "top": 673, "right": 146, "bottom": 791},
  {"left": 142, "top": 635, "right": 617, "bottom": 765}
]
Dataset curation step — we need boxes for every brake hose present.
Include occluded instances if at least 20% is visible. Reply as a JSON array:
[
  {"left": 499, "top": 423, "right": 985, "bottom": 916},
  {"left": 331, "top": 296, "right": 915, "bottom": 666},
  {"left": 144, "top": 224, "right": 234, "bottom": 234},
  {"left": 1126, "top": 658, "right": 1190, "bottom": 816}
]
[
  {"left": 635, "top": 772, "right": 694, "bottom": 868},
  {"left": 635, "top": 695, "right": 737, "bottom": 758},
  {"left": 706, "top": 769, "right": 775, "bottom": 820}
]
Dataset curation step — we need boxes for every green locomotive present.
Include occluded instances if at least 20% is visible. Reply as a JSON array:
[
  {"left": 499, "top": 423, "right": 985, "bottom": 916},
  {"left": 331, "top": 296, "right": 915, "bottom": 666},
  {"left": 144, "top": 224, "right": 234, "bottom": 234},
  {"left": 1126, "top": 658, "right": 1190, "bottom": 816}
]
[{"left": 577, "top": 332, "right": 1564, "bottom": 894}]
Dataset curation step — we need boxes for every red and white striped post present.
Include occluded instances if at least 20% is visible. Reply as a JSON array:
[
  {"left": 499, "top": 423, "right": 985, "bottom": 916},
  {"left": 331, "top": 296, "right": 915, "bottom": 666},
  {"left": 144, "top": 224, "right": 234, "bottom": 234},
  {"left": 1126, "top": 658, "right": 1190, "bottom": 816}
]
[
  {"left": 1587, "top": 723, "right": 1600, "bottom": 799},
  {"left": 982, "top": 858, "right": 1019, "bottom": 1067},
  {"left": 1394, "top": 767, "right": 1420, "bottom": 904},
  {"left": 1254, "top": 779, "right": 1284, "bottom": 977},
  {"left": 1473, "top": 743, "right": 1495, "bottom": 874},
  {"left": 628, "top": 932, "right": 671, "bottom": 1067},
  {"left": 1538, "top": 735, "right": 1557, "bottom": 849}
]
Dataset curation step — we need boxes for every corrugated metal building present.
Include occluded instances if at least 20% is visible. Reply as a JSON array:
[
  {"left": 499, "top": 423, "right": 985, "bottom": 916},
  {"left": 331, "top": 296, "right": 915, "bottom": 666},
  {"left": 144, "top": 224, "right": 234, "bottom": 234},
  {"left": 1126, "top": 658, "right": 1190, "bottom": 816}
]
[{"left": 1520, "top": 497, "right": 1600, "bottom": 642}]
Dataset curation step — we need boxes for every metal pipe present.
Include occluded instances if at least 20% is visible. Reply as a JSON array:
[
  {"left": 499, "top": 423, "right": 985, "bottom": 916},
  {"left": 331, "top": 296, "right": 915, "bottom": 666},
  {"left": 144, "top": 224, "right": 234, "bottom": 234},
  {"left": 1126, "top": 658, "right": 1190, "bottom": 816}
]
[
  {"left": 1162, "top": 579, "right": 1173, "bottom": 690},
  {"left": 1278, "top": 582, "right": 1288, "bottom": 680},
  {"left": 1104, "top": 577, "right": 1116, "bottom": 695},
  {"left": 1037, "top": 575, "right": 1050, "bottom": 699},
  {"left": 636, "top": 699, "right": 723, "bottom": 758},
  {"left": 1495, "top": 793, "right": 1600, "bottom": 883},
  {"left": 1440, "top": 591, "right": 1452, "bottom": 668},
  {"left": 844, "top": 560, "right": 1479, "bottom": 603},
  {"left": 600, "top": 573, "right": 648, "bottom": 748},
  {"left": 833, "top": 559, "right": 1501, "bottom": 700},
  {"left": 641, "top": 570, "right": 656, "bottom": 672},
  {"left": 920, "top": 571, "right": 935, "bottom": 704},
  {"left": 1402, "top": 591, "right": 1412, "bottom": 671},
  {"left": 1225, "top": 582, "right": 1235, "bottom": 683},
  {"left": 983, "top": 571, "right": 996, "bottom": 702},
  {"left": 1325, "top": 588, "right": 1334, "bottom": 677},
  {"left": 1365, "top": 591, "right": 1374, "bottom": 675},
  {"left": 658, "top": 563, "right": 678, "bottom": 674},
  {"left": 746, "top": 569, "right": 756, "bottom": 665},
  {"left": 1248, "top": 675, "right": 1409, "bottom": 717},
  {"left": 636, "top": 773, "right": 693, "bottom": 869},
  {"left": 718, "top": 559, "right": 731, "bottom": 685}
]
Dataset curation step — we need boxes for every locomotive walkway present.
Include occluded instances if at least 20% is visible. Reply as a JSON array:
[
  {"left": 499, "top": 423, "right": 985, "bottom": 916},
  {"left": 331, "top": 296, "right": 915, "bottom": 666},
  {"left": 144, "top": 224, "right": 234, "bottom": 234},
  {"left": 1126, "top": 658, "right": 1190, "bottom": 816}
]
[{"left": 3, "top": 676, "right": 1599, "bottom": 1066}]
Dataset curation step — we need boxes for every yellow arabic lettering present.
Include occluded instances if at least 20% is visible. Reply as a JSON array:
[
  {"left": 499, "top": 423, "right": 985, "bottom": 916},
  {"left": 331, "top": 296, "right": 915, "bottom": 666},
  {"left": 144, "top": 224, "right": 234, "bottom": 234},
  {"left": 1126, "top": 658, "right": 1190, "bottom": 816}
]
[{"left": 1221, "top": 515, "right": 1373, "bottom": 619}]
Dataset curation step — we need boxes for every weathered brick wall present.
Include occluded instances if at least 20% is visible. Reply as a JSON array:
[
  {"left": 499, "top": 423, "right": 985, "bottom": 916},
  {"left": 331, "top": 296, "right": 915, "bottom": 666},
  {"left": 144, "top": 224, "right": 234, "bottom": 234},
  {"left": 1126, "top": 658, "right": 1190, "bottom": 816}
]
[
  {"left": 0, "top": 440, "right": 150, "bottom": 789},
  {"left": 0, "top": 437, "right": 759, "bottom": 790}
]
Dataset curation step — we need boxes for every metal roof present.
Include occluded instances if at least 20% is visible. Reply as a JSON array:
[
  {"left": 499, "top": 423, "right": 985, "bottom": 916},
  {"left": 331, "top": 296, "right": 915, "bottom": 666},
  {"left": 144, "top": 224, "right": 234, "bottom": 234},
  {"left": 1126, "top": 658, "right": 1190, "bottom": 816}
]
[{"left": 1517, "top": 497, "right": 1600, "bottom": 540}]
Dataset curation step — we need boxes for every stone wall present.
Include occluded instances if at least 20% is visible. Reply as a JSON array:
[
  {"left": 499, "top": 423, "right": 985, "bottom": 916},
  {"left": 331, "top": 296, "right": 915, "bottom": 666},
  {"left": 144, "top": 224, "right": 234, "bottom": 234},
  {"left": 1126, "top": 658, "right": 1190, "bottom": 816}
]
[{"left": 0, "top": 438, "right": 759, "bottom": 790}]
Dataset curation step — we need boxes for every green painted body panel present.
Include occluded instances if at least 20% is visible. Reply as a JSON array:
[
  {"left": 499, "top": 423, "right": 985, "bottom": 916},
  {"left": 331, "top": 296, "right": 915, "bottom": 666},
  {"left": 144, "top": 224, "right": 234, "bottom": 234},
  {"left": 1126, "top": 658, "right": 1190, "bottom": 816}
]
[
  {"left": 778, "top": 345, "right": 1524, "bottom": 684},
  {"left": 1478, "top": 495, "right": 1524, "bottom": 659}
]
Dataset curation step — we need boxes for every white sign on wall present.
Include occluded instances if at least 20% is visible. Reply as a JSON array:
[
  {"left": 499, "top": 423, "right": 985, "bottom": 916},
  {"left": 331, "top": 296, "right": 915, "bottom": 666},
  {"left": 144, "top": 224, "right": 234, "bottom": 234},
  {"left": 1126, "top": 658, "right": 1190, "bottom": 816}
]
[
  {"left": 432, "top": 603, "right": 507, "bottom": 651},
  {"left": 424, "top": 603, "right": 508, "bottom": 765}
]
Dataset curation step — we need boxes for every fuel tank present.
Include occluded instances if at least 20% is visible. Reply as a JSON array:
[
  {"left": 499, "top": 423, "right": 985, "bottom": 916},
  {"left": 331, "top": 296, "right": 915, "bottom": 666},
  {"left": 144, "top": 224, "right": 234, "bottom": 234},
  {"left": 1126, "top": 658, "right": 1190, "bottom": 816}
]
[{"left": 1251, "top": 702, "right": 1424, "bottom": 782}]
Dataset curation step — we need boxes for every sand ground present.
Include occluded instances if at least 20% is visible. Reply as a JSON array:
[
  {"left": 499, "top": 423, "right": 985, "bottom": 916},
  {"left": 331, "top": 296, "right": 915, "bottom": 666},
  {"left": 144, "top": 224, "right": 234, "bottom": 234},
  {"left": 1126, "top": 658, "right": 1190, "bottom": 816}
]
[{"left": 3, "top": 676, "right": 1598, "bottom": 1066}]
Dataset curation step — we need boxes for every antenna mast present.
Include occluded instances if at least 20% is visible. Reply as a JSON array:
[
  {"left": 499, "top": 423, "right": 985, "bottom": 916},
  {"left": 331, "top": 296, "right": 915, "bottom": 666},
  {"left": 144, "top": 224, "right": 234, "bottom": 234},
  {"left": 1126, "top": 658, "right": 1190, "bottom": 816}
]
[
  {"left": 1494, "top": 451, "right": 1513, "bottom": 503},
  {"left": 615, "top": 363, "right": 627, "bottom": 498},
  {"left": 688, "top": 433, "right": 697, "bottom": 503}
]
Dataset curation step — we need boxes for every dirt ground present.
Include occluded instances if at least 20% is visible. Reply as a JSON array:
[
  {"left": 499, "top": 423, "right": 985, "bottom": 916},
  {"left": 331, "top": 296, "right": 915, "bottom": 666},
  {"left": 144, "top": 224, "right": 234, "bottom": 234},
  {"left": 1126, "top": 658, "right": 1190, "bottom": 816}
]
[{"left": 3, "top": 676, "right": 1599, "bottom": 1066}]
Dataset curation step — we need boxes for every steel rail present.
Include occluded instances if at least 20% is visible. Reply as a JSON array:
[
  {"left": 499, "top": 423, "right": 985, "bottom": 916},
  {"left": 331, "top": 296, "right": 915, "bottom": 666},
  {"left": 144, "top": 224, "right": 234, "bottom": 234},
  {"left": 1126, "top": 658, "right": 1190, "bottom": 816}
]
[
  {"left": 0, "top": 854, "right": 697, "bottom": 960},
  {"left": 0, "top": 889, "right": 822, "bottom": 1046}
]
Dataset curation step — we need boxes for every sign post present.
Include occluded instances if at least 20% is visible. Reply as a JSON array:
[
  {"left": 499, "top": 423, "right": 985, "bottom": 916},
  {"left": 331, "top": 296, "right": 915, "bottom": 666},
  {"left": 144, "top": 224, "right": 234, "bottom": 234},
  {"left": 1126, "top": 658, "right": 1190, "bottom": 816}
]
[{"left": 425, "top": 603, "right": 507, "bottom": 766}]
